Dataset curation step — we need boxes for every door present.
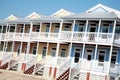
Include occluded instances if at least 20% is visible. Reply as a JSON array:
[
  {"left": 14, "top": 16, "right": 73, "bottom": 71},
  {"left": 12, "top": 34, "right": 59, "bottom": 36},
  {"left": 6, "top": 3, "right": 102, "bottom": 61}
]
[
  {"left": 74, "top": 48, "right": 81, "bottom": 63},
  {"left": 111, "top": 52, "right": 117, "bottom": 64},
  {"left": 32, "top": 46, "right": 37, "bottom": 55},
  {"left": 89, "top": 26, "right": 96, "bottom": 40},
  {"left": 42, "top": 47, "right": 47, "bottom": 58},
  {"left": 54, "top": 26, "right": 59, "bottom": 33},
  {"left": 86, "top": 49, "right": 93, "bottom": 61}
]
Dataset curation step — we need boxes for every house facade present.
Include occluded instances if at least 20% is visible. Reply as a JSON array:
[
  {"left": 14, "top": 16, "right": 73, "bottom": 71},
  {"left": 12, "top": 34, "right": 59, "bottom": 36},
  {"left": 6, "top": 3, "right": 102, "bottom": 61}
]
[{"left": 0, "top": 4, "right": 120, "bottom": 80}]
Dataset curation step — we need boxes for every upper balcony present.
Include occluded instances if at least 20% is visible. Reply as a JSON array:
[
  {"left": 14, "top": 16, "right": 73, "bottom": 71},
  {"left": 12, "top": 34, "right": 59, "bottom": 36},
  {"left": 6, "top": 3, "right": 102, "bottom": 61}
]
[{"left": 60, "top": 31, "right": 113, "bottom": 44}]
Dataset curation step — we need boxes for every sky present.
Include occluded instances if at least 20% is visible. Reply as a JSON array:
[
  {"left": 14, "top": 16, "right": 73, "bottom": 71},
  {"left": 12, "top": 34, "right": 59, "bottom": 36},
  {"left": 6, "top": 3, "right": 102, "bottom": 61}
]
[{"left": 0, "top": 0, "right": 120, "bottom": 19}]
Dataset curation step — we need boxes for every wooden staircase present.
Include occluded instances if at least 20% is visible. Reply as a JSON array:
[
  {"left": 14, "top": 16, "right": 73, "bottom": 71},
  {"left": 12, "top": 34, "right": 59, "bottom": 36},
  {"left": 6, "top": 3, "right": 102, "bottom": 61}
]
[
  {"left": 35, "top": 67, "right": 44, "bottom": 76},
  {"left": 24, "top": 65, "right": 35, "bottom": 74},
  {"left": 9, "top": 60, "right": 18, "bottom": 71},
  {"left": 0, "top": 62, "right": 9, "bottom": 69},
  {"left": 57, "top": 68, "right": 70, "bottom": 80}
]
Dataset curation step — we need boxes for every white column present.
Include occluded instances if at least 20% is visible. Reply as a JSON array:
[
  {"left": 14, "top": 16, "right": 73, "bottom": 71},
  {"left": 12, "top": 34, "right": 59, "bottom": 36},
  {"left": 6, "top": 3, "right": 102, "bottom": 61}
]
[
  {"left": 20, "top": 24, "right": 25, "bottom": 55},
  {"left": 26, "top": 22, "right": 33, "bottom": 61},
  {"left": 48, "top": 22, "right": 52, "bottom": 40},
  {"left": 11, "top": 24, "right": 17, "bottom": 56},
  {"left": 81, "top": 20, "right": 88, "bottom": 59},
  {"left": 71, "top": 20, "right": 76, "bottom": 41},
  {"left": 83, "top": 20, "right": 89, "bottom": 41},
  {"left": 97, "top": 20, "right": 101, "bottom": 42},
  {"left": 0, "top": 25, "right": 3, "bottom": 43},
  {"left": 56, "top": 43, "right": 60, "bottom": 58},
  {"left": 93, "top": 44, "right": 98, "bottom": 70},
  {"left": 107, "top": 20, "right": 116, "bottom": 73},
  {"left": 58, "top": 20, "right": 63, "bottom": 40},
  {"left": 46, "top": 42, "right": 49, "bottom": 57}
]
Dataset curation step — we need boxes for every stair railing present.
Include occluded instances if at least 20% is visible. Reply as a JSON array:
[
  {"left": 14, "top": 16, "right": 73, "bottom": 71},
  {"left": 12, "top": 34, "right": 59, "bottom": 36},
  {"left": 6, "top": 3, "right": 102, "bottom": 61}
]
[
  {"left": 2, "top": 53, "right": 13, "bottom": 66},
  {"left": 70, "top": 61, "right": 81, "bottom": 80},
  {"left": 33, "top": 59, "right": 45, "bottom": 74},
  {"left": 25, "top": 56, "right": 37, "bottom": 71},
  {"left": 56, "top": 58, "right": 71, "bottom": 78},
  {"left": 9, "top": 56, "right": 18, "bottom": 69}
]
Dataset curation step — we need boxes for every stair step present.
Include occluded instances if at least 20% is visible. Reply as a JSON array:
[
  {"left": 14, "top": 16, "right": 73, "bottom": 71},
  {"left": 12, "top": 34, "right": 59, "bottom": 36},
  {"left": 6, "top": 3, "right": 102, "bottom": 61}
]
[
  {"left": 0, "top": 62, "right": 8, "bottom": 69},
  {"left": 24, "top": 65, "right": 35, "bottom": 74}
]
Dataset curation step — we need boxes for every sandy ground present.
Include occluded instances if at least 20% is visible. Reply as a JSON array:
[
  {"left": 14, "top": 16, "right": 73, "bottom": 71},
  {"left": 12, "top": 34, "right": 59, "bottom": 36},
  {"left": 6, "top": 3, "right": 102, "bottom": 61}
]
[{"left": 0, "top": 69, "right": 47, "bottom": 80}]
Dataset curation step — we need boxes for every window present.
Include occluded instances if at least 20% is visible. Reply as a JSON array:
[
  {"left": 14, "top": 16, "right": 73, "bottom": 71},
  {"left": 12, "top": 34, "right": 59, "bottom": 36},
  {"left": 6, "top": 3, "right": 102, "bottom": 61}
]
[
  {"left": 111, "top": 52, "right": 117, "bottom": 64},
  {"left": 78, "top": 26, "right": 83, "bottom": 32},
  {"left": 110, "top": 76, "right": 115, "bottom": 80},
  {"left": 74, "top": 48, "right": 81, "bottom": 63},
  {"left": 17, "top": 46, "right": 20, "bottom": 55},
  {"left": 101, "top": 26, "right": 108, "bottom": 33},
  {"left": 54, "top": 26, "right": 59, "bottom": 33},
  {"left": 0, "top": 45, "right": 3, "bottom": 51},
  {"left": 98, "top": 50, "right": 105, "bottom": 62},
  {"left": 32, "top": 46, "right": 37, "bottom": 55},
  {"left": 51, "top": 48, "right": 56, "bottom": 57},
  {"left": 86, "top": 49, "right": 93, "bottom": 61},
  {"left": 45, "top": 25, "right": 50, "bottom": 32},
  {"left": 36, "top": 26, "right": 40, "bottom": 32},
  {"left": 10, "top": 26, "right": 15, "bottom": 32},
  {"left": 64, "top": 26, "right": 70, "bottom": 31},
  {"left": 24, "top": 46, "right": 27, "bottom": 54},
  {"left": 42, "top": 47, "right": 47, "bottom": 58},
  {"left": 60, "top": 48, "right": 66, "bottom": 57},
  {"left": 20, "top": 27, "right": 24, "bottom": 33},
  {"left": 115, "top": 27, "right": 120, "bottom": 34}
]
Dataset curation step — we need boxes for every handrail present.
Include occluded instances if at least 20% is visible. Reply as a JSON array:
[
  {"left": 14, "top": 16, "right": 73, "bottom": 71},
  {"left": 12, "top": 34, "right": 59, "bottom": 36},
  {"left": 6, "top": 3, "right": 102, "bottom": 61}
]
[
  {"left": 2, "top": 53, "right": 13, "bottom": 65},
  {"left": 25, "top": 56, "right": 37, "bottom": 71},
  {"left": 56, "top": 58, "right": 71, "bottom": 78}
]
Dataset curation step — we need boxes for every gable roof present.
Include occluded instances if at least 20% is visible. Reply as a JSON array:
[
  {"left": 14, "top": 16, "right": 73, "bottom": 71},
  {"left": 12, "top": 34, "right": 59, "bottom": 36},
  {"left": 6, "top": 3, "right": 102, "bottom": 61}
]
[
  {"left": 5, "top": 14, "right": 30, "bottom": 23},
  {"left": 5, "top": 14, "right": 24, "bottom": 21},
  {"left": 51, "top": 8, "right": 75, "bottom": 17},
  {"left": 26, "top": 12, "right": 47, "bottom": 19},
  {"left": 86, "top": 3, "right": 120, "bottom": 18}
]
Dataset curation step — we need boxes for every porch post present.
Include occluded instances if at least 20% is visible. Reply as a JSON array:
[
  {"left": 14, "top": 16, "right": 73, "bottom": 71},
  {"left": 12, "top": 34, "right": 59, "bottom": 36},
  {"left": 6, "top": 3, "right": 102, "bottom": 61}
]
[
  {"left": 0, "top": 25, "right": 3, "bottom": 44},
  {"left": 83, "top": 20, "right": 89, "bottom": 41},
  {"left": 20, "top": 24, "right": 25, "bottom": 55},
  {"left": 93, "top": 44, "right": 98, "bottom": 70},
  {"left": 11, "top": 24, "right": 17, "bottom": 57},
  {"left": 97, "top": 20, "right": 101, "bottom": 42},
  {"left": 26, "top": 22, "right": 32, "bottom": 61},
  {"left": 48, "top": 22, "right": 52, "bottom": 39},
  {"left": 108, "top": 20, "right": 116, "bottom": 73}
]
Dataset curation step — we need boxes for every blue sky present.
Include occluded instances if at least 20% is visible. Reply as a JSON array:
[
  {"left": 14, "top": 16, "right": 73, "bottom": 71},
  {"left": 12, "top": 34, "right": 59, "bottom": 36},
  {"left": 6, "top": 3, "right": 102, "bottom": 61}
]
[{"left": 0, "top": 0, "right": 120, "bottom": 19}]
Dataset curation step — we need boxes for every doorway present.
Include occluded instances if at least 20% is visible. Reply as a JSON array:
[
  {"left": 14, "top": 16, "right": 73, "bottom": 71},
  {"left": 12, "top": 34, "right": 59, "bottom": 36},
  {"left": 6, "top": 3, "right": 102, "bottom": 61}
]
[{"left": 74, "top": 48, "right": 81, "bottom": 63}]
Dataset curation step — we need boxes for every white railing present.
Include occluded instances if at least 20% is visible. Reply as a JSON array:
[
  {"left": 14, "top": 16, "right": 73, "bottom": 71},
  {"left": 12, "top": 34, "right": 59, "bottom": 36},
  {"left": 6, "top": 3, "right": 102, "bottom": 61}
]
[
  {"left": 23, "top": 33, "right": 29, "bottom": 40},
  {"left": 72, "top": 32, "right": 84, "bottom": 41},
  {"left": 6, "top": 32, "right": 14, "bottom": 40},
  {"left": 9, "top": 56, "right": 18, "bottom": 69},
  {"left": 30, "top": 32, "right": 40, "bottom": 40},
  {"left": 70, "top": 61, "right": 81, "bottom": 79},
  {"left": 40, "top": 32, "right": 49, "bottom": 41},
  {"left": 14, "top": 33, "right": 23, "bottom": 40},
  {"left": 97, "top": 33, "right": 112, "bottom": 43},
  {"left": 56, "top": 58, "right": 71, "bottom": 78},
  {"left": 85, "top": 32, "right": 98, "bottom": 42},
  {"left": 25, "top": 56, "right": 37, "bottom": 71},
  {"left": 49, "top": 33, "right": 59, "bottom": 41},
  {"left": 60, "top": 31, "right": 72, "bottom": 41},
  {"left": 110, "top": 63, "right": 120, "bottom": 75},
  {"left": 1, "top": 33, "right": 5, "bottom": 40},
  {"left": 2, "top": 53, "right": 13, "bottom": 65},
  {"left": 34, "top": 59, "right": 45, "bottom": 74},
  {"left": 114, "top": 34, "right": 120, "bottom": 45}
]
